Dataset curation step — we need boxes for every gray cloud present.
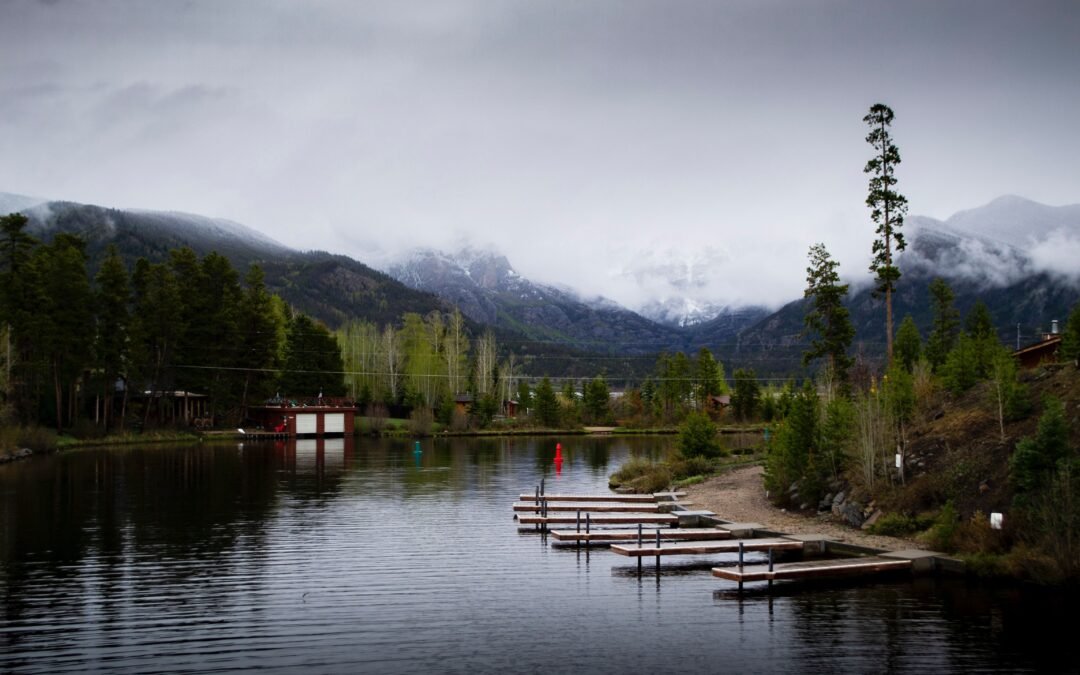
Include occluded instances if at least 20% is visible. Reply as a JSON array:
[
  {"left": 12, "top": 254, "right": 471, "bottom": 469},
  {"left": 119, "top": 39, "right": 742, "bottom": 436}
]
[{"left": 1, "top": 0, "right": 1078, "bottom": 308}]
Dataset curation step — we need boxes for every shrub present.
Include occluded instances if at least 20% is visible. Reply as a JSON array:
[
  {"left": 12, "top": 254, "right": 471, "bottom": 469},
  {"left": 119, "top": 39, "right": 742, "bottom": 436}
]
[
  {"left": 609, "top": 457, "right": 671, "bottom": 494},
  {"left": 450, "top": 408, "right": 469, "bottom": 432},
  {"left": 365, "top": 404, "right": 388, "bottom": 434},
  {"left": 923, "top": 501, "right": 959, "bottom": 552},
  {"left": 677, "top": 412, "right": 723, "bottom": 459},
  {"left": 408, "top": 408, "right": 434, "bottom": 437},
  {"left": 669, "top": 454, "right": 714, "bottom": 481},
  {"left": 866, "top": 512, "right": 934, "bottom": 537}
]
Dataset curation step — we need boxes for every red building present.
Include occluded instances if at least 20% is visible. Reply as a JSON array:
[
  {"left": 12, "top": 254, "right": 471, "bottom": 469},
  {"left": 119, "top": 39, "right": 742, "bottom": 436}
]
[{"left": 250, "top": 403, "right": 356, "bottom": 436}]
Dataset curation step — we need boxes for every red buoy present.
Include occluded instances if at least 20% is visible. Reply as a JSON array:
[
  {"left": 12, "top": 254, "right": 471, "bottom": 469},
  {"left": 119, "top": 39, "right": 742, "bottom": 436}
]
[{"left": 554, "top": 443, "right": 562, "bottom": 461}]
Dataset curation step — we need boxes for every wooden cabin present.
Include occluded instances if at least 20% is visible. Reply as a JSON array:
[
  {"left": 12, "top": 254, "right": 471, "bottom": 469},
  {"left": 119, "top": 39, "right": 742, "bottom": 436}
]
[
  {"left": 137, "top": 390, "right": 209, "bottom": 426},
  {"left": 1013, "top": 335, "right": 1062, "bottom": 369}
]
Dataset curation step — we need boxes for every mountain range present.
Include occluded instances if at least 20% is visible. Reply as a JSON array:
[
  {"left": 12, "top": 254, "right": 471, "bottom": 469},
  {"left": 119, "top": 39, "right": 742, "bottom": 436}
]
[{"left": 3, "top": 191, "right": 1077, "bottom": 378}]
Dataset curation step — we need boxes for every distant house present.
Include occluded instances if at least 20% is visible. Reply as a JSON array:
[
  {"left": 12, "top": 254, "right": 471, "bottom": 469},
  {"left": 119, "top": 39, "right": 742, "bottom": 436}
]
[
  {"left": 706, "top": 394, "right": 732, "bottom": 411},
  {"left": 137, "top": 390, "right": 209, "bottom": 426},
  {"left": 504, "top": 399, "right": 519, "bottom": 418},
  {"left": 454, "top": 394, "right": 474, "bottom": 416},
  {"left": 1014, "top": 335, "right": 1062, "bottom": 369}
]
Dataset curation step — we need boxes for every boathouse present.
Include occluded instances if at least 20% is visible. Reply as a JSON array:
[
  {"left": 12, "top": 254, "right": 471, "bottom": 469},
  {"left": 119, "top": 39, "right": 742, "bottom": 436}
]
[{"left": 250, "top": 401, "right": 355, "bottom": 436}]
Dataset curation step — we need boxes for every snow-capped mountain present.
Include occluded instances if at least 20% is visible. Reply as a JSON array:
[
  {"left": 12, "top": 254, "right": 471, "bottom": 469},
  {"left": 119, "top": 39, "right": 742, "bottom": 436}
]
[{"left": 383, "top": 247, "right": 691, "bottom": 353}]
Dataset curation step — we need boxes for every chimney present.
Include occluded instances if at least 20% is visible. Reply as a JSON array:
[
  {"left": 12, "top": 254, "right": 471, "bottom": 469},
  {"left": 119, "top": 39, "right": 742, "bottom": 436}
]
[{"left": 1051, "top": 319, "right": 1059, "bottom": 335}]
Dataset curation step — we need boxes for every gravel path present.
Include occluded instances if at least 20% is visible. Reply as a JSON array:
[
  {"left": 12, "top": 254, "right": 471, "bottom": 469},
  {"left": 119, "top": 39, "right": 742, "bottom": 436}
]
[{"left": 683, "top": 464, "right": 925, "bottom": 551}]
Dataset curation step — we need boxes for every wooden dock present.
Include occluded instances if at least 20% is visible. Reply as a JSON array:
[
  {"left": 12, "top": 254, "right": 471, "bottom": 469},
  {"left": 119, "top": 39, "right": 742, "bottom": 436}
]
[
  {"left": 512, "top": 501, "right": 660, "bottom": 513},
  {"left": 517, "top": 493, "right": 658, "bottom": 503},
  {"left": 549, "top": 527, "right": 731, "bottom": 542},
  {"left": 611, "top": 537, "right": 802, "bottom": 558},
  {"left": 517, "top": 513, "right": 678, "bottom": 526},
  {"left": 712, "top": 555, "right": 913, "bottom": 583}
]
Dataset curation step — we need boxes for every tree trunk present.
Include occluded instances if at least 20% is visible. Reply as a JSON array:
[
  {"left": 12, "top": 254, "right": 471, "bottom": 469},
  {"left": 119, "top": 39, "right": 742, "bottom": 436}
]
[{"left": 53, "top": 359, "right": 63, "bottom": 433}]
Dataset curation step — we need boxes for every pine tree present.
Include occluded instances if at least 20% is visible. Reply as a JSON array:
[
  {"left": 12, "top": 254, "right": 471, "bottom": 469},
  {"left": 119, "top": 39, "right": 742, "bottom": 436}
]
[
  {"left": 926, "top": 278, "right": 960, "bottom": 372},
  {"left": 0, "top": 213, "right": 40, "bottom": 421},
  {"left": 279, "top": 314, "right": 345, "bottom": 397},
  {"left": 582, "top": 375, "right": 610, "bottom": 424},
  {"left": 1061, "top": 302, "right": 1080, "bottom": 364},
  {"left": 237, "top": 264, "right": 284, "bottom": 415},
  {"left": 965, "top": 300, "right": 999, "bottom": 378},
  {"left": 894, "top": 314, "right": 922, "bottom": 373},
  {"left": 94, "top": 246, "right": 131, "bottom": 430},
  {"left": 731, "top": 368, "right": 760, "bottom": 422},
  {"left": 864, "top": 103, "right": 909, "bottom": 361},
  {"left": 693, "top": 347, "right": 727, "bottom": 409},
  {"left": 38, "top": 234, "right": 94, "bottom": 430},
  {"left": 534, "top": 377, "right": 560, "bottom": 427},
  {"left": 802, "top": 243, "right": 855, "bottom": 385}
]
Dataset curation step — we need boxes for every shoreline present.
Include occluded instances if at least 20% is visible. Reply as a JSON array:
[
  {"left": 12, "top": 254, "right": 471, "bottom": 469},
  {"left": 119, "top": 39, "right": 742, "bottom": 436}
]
[{"left": 684, "top": 464, "right": 925, "bottom": 552}]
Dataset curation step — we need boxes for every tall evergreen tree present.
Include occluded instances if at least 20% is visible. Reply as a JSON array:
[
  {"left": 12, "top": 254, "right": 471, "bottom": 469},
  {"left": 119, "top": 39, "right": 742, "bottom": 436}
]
[
  {"left": 94, "top": 246, "right": 131, "bottom": 430},
  {"left": 38, "top": 234, "right": 94, "bottom": 430},
  {"left": 1058, "top": 302, "right": 1080, "bottom": 364},
  {"left": 279, "top": 314, "right": 345, "bottom": 398},
  {"left": 893, "top": 314, "right": 922, "bottom": 373},
  {"left": 0, "top": 213, "right": 40, "bottom": 421},
  {"left": 864, "top": 103, "right": 908, "bottom": 361},
  {"left": 731, "top": 368, "right": 760, "bottom": 422},
  {"left": 237, "top": 264, "right": 284, "bottom": 415},
  {"left": 802, "top": 243, "right": 855, "bottom": 386},
  {"left": 693, "top": 348, "right": 727, "bottom": 409},
  {"left": 965, "top": 299, "right": 998, "bottom": 378},
  {"left": 534, "top": 377, "right": 560, "bottom": 427},
  {"left": 926, "top": 278, "right": 960, "bottom": 372},
  {"left": 130, "top": 260, "right": 184, "bottom": 427},
  {"left": 582, "top": 375, "right": 611, "bottom": 424}
]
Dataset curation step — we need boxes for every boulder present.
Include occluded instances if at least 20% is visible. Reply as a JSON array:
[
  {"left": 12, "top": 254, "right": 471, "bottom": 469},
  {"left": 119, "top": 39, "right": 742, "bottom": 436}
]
[{"left": 840, "top": 501, "right": 865, "bottom": 528}]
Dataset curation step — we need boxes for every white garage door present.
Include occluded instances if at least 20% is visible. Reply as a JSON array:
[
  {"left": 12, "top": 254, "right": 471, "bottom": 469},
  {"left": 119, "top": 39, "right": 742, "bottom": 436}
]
[
  {"left": 296, "top": 414, "right": 317, "bottom": 435},
  {"left": 324, "top": 413, "right": 345, "bottom": 434}
]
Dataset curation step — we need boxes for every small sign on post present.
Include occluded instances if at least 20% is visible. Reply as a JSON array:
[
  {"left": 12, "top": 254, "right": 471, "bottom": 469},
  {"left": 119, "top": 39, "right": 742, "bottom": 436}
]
[
  {"left": 990, "top": 512, "right": 1004, "bottom": 530},
  {"left": 894, "top": 453, "right": 902, "bottom": 469}
]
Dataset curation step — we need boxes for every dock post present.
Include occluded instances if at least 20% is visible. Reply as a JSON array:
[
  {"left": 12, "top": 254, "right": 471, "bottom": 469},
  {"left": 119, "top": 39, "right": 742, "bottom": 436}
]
[
  {"left": 636, "top": 524, "right": 644, "bottom": 575},
  {"left": 540, "top": 478, "right": 545, "bottom": 498},
  {"left": 542, "top": 498, "right": 548, "bottom": 533},
  {"left": 534, "top": 486, "right": 540, "bottom": 514},
  {"left": 586, "top": 513, "right": 591, "bottom": 535},
  {"left": 577, "top": 510, "right": 581, "bottom": 533},
  {"left": 655, "top": 528, "right": 661, "bottom": 572},
  {"left": 738, "top": 541, "right": 744, "bottom": 569},
  {"left": 768, "top": 547, "right": 774, "bottom": 591}
]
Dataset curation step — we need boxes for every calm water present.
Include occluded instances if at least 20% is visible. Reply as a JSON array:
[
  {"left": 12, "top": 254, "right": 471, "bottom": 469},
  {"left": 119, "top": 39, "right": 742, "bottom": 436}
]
[{"left": 0, "top": 436, "right": 1072, "bottom": 673}]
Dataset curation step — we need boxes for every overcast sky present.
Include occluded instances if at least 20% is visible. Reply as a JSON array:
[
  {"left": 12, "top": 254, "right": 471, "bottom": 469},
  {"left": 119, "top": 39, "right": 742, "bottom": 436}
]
[{"left": 2, "top": 0, "right": 1078, "bottom": 309}]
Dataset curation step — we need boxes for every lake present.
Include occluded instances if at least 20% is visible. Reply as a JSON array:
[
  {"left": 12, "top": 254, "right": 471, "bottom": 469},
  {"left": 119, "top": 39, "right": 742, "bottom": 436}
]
[{"left": 0, "top": 436, "right": 1070, "bottom": 673}]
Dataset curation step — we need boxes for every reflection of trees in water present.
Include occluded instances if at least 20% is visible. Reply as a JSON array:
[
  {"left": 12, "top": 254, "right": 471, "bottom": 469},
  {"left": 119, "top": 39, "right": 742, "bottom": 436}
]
[{"left": 0, "top": 443, "right": 284, "bottom": 640}]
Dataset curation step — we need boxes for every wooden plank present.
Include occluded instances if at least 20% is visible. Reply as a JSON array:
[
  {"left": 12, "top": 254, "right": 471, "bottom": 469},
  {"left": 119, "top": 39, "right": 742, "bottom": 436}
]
[
  {"left": 611, "top": 537, "right": 802, "bottom": 558},
  {"left": 712, "top": 556, "right": 913, "bottom": 582},
  {"left": 652, "top": 491, "right": 688, "bottom": 500},
  {"left": 549, "top": 527, "right": 731, "bottom": 542},
  {"left": 512, "top": 502, "right": 660, "bottom": 513},
  {"left": 517, "top": 513, "right": 678, "bottom": 525},
  {"left": 517, "top": 493, "right": 656, "bottom": 503}
]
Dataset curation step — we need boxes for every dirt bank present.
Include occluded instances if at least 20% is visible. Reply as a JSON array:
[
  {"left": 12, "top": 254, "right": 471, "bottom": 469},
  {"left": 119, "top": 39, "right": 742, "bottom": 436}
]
[{"left": 684, "top": 464, "right": 925, "bottom": 551}]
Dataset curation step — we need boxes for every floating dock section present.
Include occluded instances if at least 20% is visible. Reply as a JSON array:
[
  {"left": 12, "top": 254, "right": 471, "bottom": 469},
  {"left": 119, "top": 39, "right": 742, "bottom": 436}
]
[{"left": 513, "top": 481, "right": 958, "bottom": 594}]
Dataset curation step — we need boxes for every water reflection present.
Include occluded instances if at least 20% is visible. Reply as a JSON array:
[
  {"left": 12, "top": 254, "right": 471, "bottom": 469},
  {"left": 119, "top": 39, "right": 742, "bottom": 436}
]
[{"left": 0, "top": 435, "right": 1073, "bottom": 673}]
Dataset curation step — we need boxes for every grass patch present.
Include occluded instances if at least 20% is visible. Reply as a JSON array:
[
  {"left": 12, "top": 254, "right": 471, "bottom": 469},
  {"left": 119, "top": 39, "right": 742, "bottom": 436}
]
[
  {"left": 608, "top": 457, "right": 672, "bottom": 494},
  {"left": 674, "top": 475, "right": 707, "bottom": 488},
  {"left": 1, "top": 426, "right": 59, "bottom": 453}
]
